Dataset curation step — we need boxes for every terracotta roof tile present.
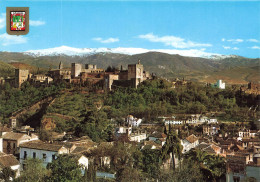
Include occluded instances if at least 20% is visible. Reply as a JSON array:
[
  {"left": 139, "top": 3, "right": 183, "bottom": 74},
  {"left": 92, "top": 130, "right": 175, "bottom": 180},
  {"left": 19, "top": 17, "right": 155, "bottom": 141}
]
[
  {"left": 2, "top": 132, "right": 31, "bottom": 141},
  {"left": 149, "top": 132, "right": 167, "bottom": 139},
  {"left": 20, "top": 141, "right": 64, "bottom": 152},
  {"left": 71, "top": 146, "right": 90, "bottom": 154},
  {"left": 186, "top": 134, "right": 198, "bottom": 143},
  {"left": 0, "top": 126, "right": 12, "bottom": 132},
  {"left": 0, "top": 153, "right": 19, "bottom": 168}
]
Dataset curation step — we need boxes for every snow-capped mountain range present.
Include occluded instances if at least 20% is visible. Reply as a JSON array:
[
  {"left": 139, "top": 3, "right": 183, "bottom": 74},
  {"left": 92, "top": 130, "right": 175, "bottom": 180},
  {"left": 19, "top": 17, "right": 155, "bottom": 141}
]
[{"left": 24, "top": 46, "right": 238, "bottom": 59}]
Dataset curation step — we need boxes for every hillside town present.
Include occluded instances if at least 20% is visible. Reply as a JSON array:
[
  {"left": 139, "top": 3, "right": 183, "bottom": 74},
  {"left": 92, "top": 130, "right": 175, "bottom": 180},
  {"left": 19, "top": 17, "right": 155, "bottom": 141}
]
[
  {"left": 0, "top": 0, "right": 259, "bottom": 181},
  {"left": 0, "top": 111, "right": 259, "bottom": 181},
  {"left": 0, "top": 60, "right": 259, "bottom": 182}
]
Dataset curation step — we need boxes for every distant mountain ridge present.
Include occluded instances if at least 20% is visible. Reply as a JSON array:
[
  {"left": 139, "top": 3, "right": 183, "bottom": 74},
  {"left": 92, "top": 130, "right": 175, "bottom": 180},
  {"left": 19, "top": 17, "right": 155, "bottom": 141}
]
[
  {"left": 24, "top": 46, "right": 239, "bottom": 60},
  {"left": 0, "top": 48, "right": 259, "bottom": 84}
]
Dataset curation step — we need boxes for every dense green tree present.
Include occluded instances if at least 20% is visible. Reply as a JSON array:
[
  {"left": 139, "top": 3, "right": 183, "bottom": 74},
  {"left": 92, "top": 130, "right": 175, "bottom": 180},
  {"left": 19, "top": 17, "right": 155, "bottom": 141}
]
[
  {"left": 159, "top": 159, "right": 204, "bottom": 182},
  {"left": 75, "top": 108, "right": 110, "bottom": 142},
  {"left": 161, "top": 128, "right": 183, "bottom": 170},
  {"left": 117, "top": 167, "right": 143, "bottom": 182},
  {"left": 39, "top": 129, "right": 52, "bottom": 142},
  {"left": 0, "top": 167, "right": 15, "bottom": 182},
  {"left": 205, "top": 155, "right": 226, "bottom": 182},
  {"left": 15, "top": 158, "right": 49, "bottom": 182},
  {"left": 103, "top": 79, "right": 254, "bottom": 122},
  {"left": 0, "top": 82, "right": 62, "bottom": 123},
  {"left": 185, "top": 149, "right": 226, "bottom": 182},
  {"left": 142, "top": 149, "right": 161, "bottom": 178},
  {"left": 83, "top": 162, "right": 96, "bottom": 182},
  {"left": 46, "top": 155, "right": 82, "bottom": 182}
]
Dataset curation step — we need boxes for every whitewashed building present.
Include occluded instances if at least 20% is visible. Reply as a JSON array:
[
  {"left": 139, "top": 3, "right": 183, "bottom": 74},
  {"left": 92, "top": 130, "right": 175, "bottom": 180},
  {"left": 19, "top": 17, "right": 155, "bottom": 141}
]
[
  {"left": 213, "top": 80, "right": 225, "bottom": 89},
  {"left": 208, "top": 118, "right": 218, "bottom": 124},
  {"left": 165, "top": 120, "right": 184, "bottom": 125},
  {"left": 164, "top": 116, "right": 184, "bottom": 125},
  {"left": 238, "top": 129, "right": 258, "bottom": 138},
  {"left": 2, "top": 132, "right": 38, "bottom": 155},
  {"left": 186, "top": 115, "right": 201, "bottom": 124},
  {"left": 181, "top": 134, "right": 199, "bottom": 153},
  {"left": 129, "top": 132, "right": 147, "bottom": 142},
  {"left": 126, "top": 115, "right": 142, "bottom": 127},
  {"left": 19, "top": 141, "right": 71, "bottom": 168},
  {"left": 115, "top": 126, "right": 132, "bottom": 135},
  {"left": 19, "top": 140, "right": 89, "bottom": 170}
]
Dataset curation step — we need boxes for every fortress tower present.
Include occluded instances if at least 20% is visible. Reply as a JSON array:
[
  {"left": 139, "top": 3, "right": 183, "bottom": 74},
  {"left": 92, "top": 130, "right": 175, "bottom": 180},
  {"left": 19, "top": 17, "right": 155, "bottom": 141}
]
[
  {"left": 15, "top": 69, "right": 29, "bottom": 88},
  {"left": 71, "top": 63, "right": 82, "bottom": 78},
  {"left": 128, "top": 60, "right": 144, "bottom": 88},
  {"left": 58, "top": 61, "right": 63, "bottom": 70}
]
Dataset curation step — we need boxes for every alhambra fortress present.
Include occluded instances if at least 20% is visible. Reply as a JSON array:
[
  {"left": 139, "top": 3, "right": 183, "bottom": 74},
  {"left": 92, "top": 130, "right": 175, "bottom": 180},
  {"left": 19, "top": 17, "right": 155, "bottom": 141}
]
[
  {"left": 1, "top": 60, "right": 259, "bottom": 95},
  {"left": 1, "top": 60, "right": 153, "bottom": 90}
]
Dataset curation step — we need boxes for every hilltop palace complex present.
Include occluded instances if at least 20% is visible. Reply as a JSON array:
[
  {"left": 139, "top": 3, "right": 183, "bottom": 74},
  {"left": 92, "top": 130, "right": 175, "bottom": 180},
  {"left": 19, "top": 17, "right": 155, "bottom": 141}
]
[
  {"left": 1, "top": 60, "right": 259, "bottom": 95},
  {"left": 1, "top": 60, "right": 152, "bottom": 90}
]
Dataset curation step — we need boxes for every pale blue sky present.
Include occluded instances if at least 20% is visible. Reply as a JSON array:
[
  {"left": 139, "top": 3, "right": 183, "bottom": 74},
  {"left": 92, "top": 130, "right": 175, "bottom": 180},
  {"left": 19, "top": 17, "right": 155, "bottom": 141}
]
[{"left": 0, "top": 0, "right": 259, "bottom": 58}]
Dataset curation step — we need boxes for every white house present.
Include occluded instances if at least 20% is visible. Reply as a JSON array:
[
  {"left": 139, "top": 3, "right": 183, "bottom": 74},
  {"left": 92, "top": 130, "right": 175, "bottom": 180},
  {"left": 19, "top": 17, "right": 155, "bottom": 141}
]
[
  {"left": 208, "top": 118, "right": 218, "bottom": 124},
  {"left": 19, "top": 141, "right": 71, "bottom": 168},
  {"left": 0, "top": 138, "right": 3, "bottom": 153},
  {"left": 199, "top": 116, "right": 209, "bottom": 123},
  {"left": 78, "top": 155, "right": 88, "bottom": 168},
  {"left": 115, "top": 126, "right": 132, "bottom": 135},
  {"left": 74, "top": 154, "right": 89, "bottom": 175},
  {"left": 129, "top": 132, "right": 147, "bottom": 142},
  {"left": 2, "top": 132, "right": 38, "bottom": 155},
  {"left": 126, "top": 115, "right": 142, "bottom": 127},
  {"left": 181, "top": 134, "right": 199, "bottom": 153},
  {"left": 164, "top": 116, "right": 184, "bottom": 125},
  {"left": 165, "top": 120, "right": 184, "bottom": 125},
  {"left": 164, "top": 115, "right": 217, "bottom": 125},
  {"left": 213, "top": 80, "right": 225, "bottom": 89},
  {"left": 186, "top": 114, "right": 201, "bottom": 124},
  {"left": 142, "top": 141, "right": 162, "bottom": 150},
  {"left": 238, "top": 129, "right": 258, "bottom": 138},
  {"left": 203, "top": 124, "right": 220, "bottom": 135},
  {"left": 19, "top": 140, "right": 90, "bottom": 170}
]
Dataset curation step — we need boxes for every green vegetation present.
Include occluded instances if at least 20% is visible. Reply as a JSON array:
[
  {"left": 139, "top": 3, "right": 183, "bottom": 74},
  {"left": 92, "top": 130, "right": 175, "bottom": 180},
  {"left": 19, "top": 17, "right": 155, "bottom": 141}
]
[
  {"left": 105, "top": 79, "right": 259, "bottom": 122},
  {"left": 88, "top": 140, "right": 226, "bottom": 182},
  {"left": 184, "top": 148, "right": 226, "bottom": 181},
  {"left": 0, "top": 81, "right": 63, "bottom": 123},
  {"left": 46, "top": 155, "right": 83, "bottom": 182},
  {"left": 15, "top": 156, "right": 85, "bottom": 182},
  {"left": 0, "top": 61, "right": 14, "bottom": 77},
  {"left": 161, "top": 129, "right": 183, "bottom": 170},
  {"left": 0, "top": 167, "right": 15, "bottom": 182},
  {"left": 15, "top": 158, "right": 49, "bottom": 182},
  {"left": 1, "top": 78, "right": 258, "bottom": 142},
  {"left": 46, "top": 93, "right": 88, "bottom": 121},
  {"left": 159, "top": 159, "right": 204, "bottom": 182}
]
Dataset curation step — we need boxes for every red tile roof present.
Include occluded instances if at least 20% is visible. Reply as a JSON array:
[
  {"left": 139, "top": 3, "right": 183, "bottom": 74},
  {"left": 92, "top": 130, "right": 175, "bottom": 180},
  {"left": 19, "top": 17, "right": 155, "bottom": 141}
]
[{"left": 0, "top": 153, "right": 19, "bottom": 168}]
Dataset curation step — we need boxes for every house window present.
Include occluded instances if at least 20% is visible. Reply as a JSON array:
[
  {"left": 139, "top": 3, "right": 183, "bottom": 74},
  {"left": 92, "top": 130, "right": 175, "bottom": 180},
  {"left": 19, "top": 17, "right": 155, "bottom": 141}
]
[
  {"left": 233, "top": 176, "right": 240, "bottom": 182},
  {"left": 33, "top": 152, "right": 36, "bottom": 159},
  {"left": 13, "top": 143, "right": 16, "bottom": 149},
  {"left": 24, "top": 151, "right": 27, "bottom": 159},
  {"left": 7, "top": 142, "right": 11, "bottom": 153},
  {"left": 43, "top": 154, "right": 47, "bottom": 160}
]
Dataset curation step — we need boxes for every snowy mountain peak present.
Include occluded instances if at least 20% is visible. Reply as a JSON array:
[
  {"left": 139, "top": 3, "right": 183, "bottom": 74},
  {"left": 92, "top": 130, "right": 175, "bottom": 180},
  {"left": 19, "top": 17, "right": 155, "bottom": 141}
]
[{"left": 24, "top": 46, "right": 234, "bottom": 59}]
